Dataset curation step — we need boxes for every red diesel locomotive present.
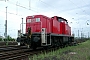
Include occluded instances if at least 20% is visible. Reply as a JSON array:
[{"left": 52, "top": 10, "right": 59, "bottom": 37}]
[{"left": 17, "top": 15, "right": 74, "bottom": 49}]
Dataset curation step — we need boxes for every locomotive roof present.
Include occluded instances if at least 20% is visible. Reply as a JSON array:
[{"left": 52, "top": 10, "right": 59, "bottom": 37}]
[
  {"left": 26, "top": 15, "right": 67, "bottom": 22},
  {"left": 26, "top": 15, "right": 50, "bottom": 18},
  {"left": 58, "top": 17, "right": 67, "bottom": 21},
  {"left": 52, "top": 16, "right": 67, "bottom": 22}
]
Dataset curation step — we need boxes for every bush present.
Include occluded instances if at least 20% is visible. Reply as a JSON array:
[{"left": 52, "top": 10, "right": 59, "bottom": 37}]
[
  {"left": 4, "top": 35, "right": 15, "bottom": 41},
  {"left": 0, "top": 38, "right": 2, "bottom": 41}
]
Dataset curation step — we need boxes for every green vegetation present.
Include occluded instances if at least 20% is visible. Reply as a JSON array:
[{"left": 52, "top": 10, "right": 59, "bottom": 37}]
[
  {"left": 30, "top": 40, "right": 90, "bottom": 60},
  {"left": 74, "top": 37, "right": 89, "bottom": 43},
  {"left": 0, "top": 38, "right": 2, "bottom": 41},
  {"left": 0, "top": 35, "right": 15, "bottom": 41},
  {"left": 4, "top": 35, "right": 15, "bottom": 41}
]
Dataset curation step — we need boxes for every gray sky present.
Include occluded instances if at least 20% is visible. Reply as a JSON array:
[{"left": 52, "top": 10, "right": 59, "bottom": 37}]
[{"left": 0, "top": 0, "right": 90, "bottom": 38}]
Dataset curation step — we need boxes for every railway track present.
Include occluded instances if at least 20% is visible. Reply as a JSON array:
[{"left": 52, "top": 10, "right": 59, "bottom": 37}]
[
  {"left": 0, "top": 49, "right": 30, "bottom": 60},
  {"left": 0, "top": 46, "right": 31, "bottom": 60},
  {"left": 0, "top": 41, "right": 18, "bottom": 46},
  {"left": 0, "top": 45, "right": 60, "bottom": 60},
  {"left": 0, "top": 45, "right": 27, "bottom": 52},
  {"left": 0, "top": 46, "right": 44, "bottom": 60}
]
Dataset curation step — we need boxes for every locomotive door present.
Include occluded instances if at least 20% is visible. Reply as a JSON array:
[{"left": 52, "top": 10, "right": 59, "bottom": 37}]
[{"left": 41, "top": 28, "right": 47, "bottom": 46}]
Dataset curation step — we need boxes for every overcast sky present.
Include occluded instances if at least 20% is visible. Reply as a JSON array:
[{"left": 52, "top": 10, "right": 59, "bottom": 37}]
[{"left": 0, "top": 0, "right": 90, "bottom": 38}]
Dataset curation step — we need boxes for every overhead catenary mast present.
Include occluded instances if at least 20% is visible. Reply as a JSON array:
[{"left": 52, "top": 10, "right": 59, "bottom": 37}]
[
  {"left": 5, "top": 7, "right": 7, "bottom": 38},
  {"left": 29, "top": 0, "right": 31, "bottom": 9},
  {"left": 22, "top": 18, "right": 23, "bottom": 35},
  {"left": 78, "top": 30, "right": 79, "bottom": 38}
]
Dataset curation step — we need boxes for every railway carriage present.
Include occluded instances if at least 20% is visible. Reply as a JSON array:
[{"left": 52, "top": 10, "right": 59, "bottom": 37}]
[{"left": 17, "top": 15, "right": 74, "bottom": 49}]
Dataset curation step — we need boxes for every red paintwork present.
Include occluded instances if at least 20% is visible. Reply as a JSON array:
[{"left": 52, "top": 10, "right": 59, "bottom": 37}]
[
  {"left": 26, "top": 15, "right": 51, "bottom": 34},
  {"left": 51, "top": 16, "right": 60, "bottom": 34},
  {"left": 51, "top": 16, "right": 66, "bottom": 35},
  {"left": 60, "top": 22, "right": 63, "bottom": 34},
  {"left": 65, "top": 24, "right": 68, "bottom": 35},
  {"left": 62, "top": 21, "right": 65, "bottom": 34},
  {"left": 64, "top": 23, "right": 71, "bottom": 35},
  {"left": 26, "top": 15, "right": 71, "bottom": 36},
  {"left": 67, "top": 25, "right": 71, "bottom": 35}
]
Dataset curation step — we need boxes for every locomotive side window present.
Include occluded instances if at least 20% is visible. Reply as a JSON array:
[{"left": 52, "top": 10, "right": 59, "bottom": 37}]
[
  {"left": 27, "top": 19, "right": 31, "bottom": 23},
  {"left": 65, "top": 21, "right": 68, "bottom": 24},
  {"left": 58, "top": 18, "right": 64, "bottom": 22},
  {"left": 36, "top": 18, "right": 40, "bottom": 22},
  {"left": 27, "top": 18, "right": 40, "bottom": 23}
]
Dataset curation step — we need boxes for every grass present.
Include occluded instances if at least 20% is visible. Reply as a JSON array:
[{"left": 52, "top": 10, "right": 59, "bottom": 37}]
[{"left": 29, "top": 40, "right": 90, "bottom": 60}]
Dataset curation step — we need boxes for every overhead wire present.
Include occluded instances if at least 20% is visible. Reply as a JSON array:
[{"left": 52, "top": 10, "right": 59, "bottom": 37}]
[
  {"left": 7, "top": 0, "right": 60, "bottom": 16},
  {"left": 0, "top": 2, "right": 39, "bottom": 17},
  {"left": 38, "top": 0, "right": 83, "bottom": 17},
  {"left": 1, "top": 0, "right": 89, "bottom": 20},
  {"left": 7, "top": 1, "right": 39, "bottom": 13},
  {"left": 40, "top": 0, "right": 88, "bottom": 20},
  {"left": 68, "top": 0, "right": 89, "bottom": 29},
  {"left": 39, "top": 0, "right": 72, "bottom": 13},
  {"left": 39, "top": 0, "right": 57, "bottom": 9},
  {"left": 68, "top": 0, "right": 87, "bottom": 15},
  {"left": 0, "top": 9, "right": 22, "bottom": 16},
  {"left": 38, "top": 0, "right": 82, "bottom": 25},
  {"left": 7, "top": 0, "right": 82, "bottom": 17},
  {"left": 35, "top": 0, "right": 89, "bottom": 26},
  {"left": 0, "top": 0, "right": 39, "bottom": 17},
  {"left": 38, "top": 0, "right": 63, "bottom": 15},
  {"left": 68, "top": 0, "right": 90, "bottom": 26}
]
